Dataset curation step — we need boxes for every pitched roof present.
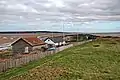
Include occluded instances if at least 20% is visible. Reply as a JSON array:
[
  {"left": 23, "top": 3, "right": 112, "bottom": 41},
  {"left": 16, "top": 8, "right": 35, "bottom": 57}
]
[
  {"left": 12, "top": 37, "right": 46, "bottom": 46},
  {"left": 46, "top": 37, "right": 63, "bottom": 43}
]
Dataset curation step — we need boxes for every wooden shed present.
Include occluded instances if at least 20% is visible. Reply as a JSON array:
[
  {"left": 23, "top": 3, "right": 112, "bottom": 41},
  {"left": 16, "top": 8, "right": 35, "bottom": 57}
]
[{"left": 11, "top": 37, "right": 46, "bottom": 54}]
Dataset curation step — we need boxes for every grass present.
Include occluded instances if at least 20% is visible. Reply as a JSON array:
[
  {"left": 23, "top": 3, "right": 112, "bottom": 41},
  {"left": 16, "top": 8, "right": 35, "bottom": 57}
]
[{"left": 0, "top": 38, "right": 120, "bottom": 80}]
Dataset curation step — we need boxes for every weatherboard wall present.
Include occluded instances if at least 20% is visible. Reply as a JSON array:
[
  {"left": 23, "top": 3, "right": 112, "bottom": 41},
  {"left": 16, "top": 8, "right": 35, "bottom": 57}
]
[{"left": 12, "top": 39, "right": 32, "bottom": 54}]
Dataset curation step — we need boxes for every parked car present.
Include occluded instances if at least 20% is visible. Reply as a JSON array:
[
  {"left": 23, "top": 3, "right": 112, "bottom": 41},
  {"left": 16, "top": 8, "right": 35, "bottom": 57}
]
[
  {"left": 0, "top": 46, "right": 9, "bottom": 51},
  {"left": 47, "top": 47, "right": 56, "bottom": 51}
]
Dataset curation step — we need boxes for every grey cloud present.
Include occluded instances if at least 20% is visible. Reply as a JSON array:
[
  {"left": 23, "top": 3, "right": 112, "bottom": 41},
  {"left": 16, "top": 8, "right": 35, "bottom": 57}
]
[{"left": 0, "top": 0, "right": 120, "bottom": 25}]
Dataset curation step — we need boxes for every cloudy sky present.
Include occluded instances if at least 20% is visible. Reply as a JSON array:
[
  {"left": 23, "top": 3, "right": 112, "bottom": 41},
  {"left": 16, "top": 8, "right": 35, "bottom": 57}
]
[{"left": 0, "top": 0, "right": 120, "bottom": 32}]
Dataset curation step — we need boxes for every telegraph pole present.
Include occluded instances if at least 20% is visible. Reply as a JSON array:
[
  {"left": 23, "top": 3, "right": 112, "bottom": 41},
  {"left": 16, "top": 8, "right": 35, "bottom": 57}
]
[
  {"left": 77, "top": 27, "right": 79, "bottom": 42},
  {"left": 62, "top": 21, "right": 65, "bottom": 44},
  {"left": 51, "top": 24, "right": 54, "bottom": 38},
  {"left": 77, "top": 32, "right": 79, "bottom": 42},
  {"left": 52, "top": 32, "right": 54, "bottom": 37}
]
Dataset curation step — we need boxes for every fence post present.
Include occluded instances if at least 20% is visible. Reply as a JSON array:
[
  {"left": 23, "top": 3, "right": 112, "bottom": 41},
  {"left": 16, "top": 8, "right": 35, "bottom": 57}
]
[{"left": 0, "top": 62, "right": 3, "bottom": 72}]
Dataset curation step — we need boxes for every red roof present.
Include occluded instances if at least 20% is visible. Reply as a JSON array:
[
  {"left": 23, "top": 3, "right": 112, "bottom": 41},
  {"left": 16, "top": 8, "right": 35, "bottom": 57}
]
[
  {"left": 23, "top": 37, "right": 46, "bottom": 46},
  {"left": 11, "top": 37, "right": 46, "bottom": 46}
]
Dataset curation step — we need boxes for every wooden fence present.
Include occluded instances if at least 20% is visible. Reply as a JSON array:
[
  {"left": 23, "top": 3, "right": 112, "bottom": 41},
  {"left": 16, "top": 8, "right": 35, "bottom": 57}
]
[
  {"left": 0, "top": 40, "right": 92, "bottom": 72},
  {"left": 73, "top": 40, "right": 93, "bottom": 46},
  {"left": 0, "top": 44, "right": 73, "bottom": 72}
]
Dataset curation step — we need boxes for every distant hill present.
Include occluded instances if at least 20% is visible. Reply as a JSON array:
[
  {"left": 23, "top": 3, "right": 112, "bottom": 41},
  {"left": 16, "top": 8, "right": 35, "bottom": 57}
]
[
  {"left": 0, "top": 31, "right": 64, "bottom": 34},
  {"left": 92, "top": 32, "right": 120, "bottom": 37}
]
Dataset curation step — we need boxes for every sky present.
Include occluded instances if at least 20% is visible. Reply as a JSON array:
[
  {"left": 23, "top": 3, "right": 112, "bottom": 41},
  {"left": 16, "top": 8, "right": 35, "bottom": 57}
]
[{"left": 0, "top": 0, "right": 120, "bottom": 33}]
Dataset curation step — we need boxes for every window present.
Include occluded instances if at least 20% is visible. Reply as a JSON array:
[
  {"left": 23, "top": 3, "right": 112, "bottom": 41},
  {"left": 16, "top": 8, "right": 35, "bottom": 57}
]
[{"left": 25, "top": 47, "right": 29, "bottom": 53}]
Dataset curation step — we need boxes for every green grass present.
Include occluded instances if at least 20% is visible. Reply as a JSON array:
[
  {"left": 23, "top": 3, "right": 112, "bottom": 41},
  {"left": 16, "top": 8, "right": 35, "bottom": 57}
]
[{"left": 0, "top": 38, "right": 120, "bottom": 80}]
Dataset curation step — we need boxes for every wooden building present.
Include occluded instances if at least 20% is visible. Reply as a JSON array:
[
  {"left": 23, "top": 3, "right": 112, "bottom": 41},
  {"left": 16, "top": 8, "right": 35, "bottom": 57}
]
[{"left": 11, "top": 37, "right": 46, "bottom": 54}]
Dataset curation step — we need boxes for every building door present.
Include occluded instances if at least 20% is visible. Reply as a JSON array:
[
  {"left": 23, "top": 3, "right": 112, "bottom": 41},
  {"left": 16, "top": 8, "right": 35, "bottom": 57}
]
[{"left": 25, "top": 47, "right": 29, "bottom": 53}]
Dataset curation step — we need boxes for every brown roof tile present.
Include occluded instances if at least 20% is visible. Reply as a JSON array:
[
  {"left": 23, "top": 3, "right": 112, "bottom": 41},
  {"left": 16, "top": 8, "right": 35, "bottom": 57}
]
[{"left": 23, "top": 37, "right": 46, "bottom": 46}]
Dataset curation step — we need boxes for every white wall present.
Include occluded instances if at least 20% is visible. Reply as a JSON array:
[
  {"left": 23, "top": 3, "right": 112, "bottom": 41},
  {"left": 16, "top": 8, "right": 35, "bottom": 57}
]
[
  {"left": 45, "top": 39, "right": 55, "bottom": 44},
  {"left": 62, "top": 41, "right": 66, "bottom": 45},
  {"left": 59, "top": 42, "right": 62, "bottom": 45},
  {"left": 45, "top": 39, "right": 66, "bottom": 46},
  {"left": 55, "top": 43, "right": 59, "bottom": 46}
]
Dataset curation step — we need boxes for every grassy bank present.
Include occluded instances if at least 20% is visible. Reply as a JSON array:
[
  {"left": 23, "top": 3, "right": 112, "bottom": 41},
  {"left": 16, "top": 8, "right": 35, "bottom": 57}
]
[{"left": 0, "top": 38, "right": 120, "bottom": 80}]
